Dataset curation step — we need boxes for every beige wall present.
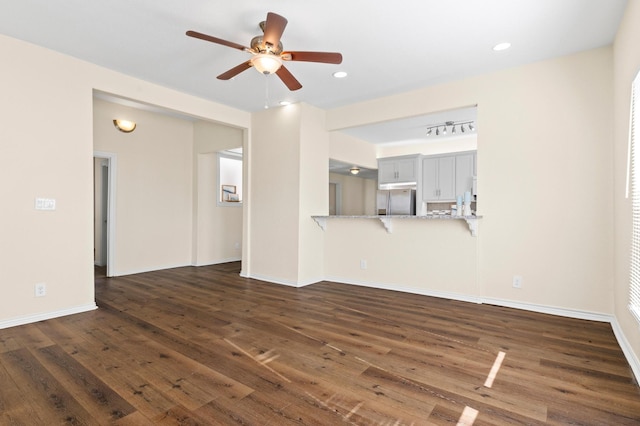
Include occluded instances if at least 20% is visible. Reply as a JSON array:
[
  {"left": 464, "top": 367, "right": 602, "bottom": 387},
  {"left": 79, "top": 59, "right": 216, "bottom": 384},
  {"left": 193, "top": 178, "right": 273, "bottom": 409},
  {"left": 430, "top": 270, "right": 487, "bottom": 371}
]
[
  {"left": 0, "top": 36, "right": 96, "bottom": 323},
  {"left": 297, "top": 104, "right": 328, "bottom": 284},
  {"left": 329, "top": 173, "right": 376, "bottom": 215},
  {"left": 377, "top": 135, "right": 477, "bottom": 158},
  {"left": 0, "top": 34, "right": 248, "bottom": 327},
  {"left": 247, "top": 106, "right": 303, "bottom": 284},
  {"left": 326, "top": 47, "right": 614, "bottom": 316},
  {"left": 329, "top": 131, "right": 378, "bottom": 169},
  {"left": 325, "top": 219, "right": 478, "bottom": 299},
  {"left": 193, "top": 121, "right": 244, "bottom": 266},
  {"left": 246, "top": 103, "right": 328, "bottom": 285},
  {"left": 94, "top": 99, "right": 195, "bottom": 275},
  {"left": 613, "top": 0, "right": 640, "bottom": 378}
]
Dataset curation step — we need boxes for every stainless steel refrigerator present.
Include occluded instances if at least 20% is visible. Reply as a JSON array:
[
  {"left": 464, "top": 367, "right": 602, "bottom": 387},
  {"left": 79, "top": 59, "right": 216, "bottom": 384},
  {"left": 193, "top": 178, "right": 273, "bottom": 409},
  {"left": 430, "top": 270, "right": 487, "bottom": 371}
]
[{"left": 376, "top": 189, "right": 416, "bottom": 215}]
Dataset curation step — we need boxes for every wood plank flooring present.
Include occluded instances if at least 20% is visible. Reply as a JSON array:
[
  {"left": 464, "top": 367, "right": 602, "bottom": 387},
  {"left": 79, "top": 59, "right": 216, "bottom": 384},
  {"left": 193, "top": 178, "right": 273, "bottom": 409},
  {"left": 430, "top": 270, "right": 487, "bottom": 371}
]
[{"left": 1, "top": 262, "right": 639, "bottom": 425}]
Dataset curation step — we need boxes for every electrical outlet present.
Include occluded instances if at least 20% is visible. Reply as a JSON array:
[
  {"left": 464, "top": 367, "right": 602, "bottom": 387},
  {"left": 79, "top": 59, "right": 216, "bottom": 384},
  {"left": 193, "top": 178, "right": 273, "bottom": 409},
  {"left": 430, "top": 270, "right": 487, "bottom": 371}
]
[
  {"left": 35, "top": 283, "right": 46, "bottom": 297},
  {"left": 360, "top": 260, "right": 367, "bottom": 270},
  {"left": 512, "top": 275, "right": 523, "bottom": 289}
]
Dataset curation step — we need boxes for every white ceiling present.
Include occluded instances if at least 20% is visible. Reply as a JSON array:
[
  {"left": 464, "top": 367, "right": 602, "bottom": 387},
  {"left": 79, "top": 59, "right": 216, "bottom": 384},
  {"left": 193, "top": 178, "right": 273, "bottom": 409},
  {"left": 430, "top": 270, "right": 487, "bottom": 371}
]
[{"left": 0, "top": 0, "right": 627, "bottom": 117}]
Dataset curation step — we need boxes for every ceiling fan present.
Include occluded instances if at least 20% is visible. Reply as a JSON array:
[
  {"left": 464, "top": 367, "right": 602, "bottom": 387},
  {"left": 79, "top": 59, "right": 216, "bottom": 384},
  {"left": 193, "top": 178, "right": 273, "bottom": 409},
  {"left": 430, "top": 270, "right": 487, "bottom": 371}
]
[{"left": 186, "top": 12, "right": 343, "bottom": 91}]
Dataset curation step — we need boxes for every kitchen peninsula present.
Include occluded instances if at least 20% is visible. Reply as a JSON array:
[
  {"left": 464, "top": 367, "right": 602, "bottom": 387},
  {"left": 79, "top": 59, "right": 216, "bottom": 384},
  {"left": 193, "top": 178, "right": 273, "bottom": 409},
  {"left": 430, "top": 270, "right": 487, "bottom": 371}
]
[
  {"left": 320, "top": 150, "right": 480, "bottom": 235},
  {"left": 312, "top": 213, "right": 481, "bottom": 236}
]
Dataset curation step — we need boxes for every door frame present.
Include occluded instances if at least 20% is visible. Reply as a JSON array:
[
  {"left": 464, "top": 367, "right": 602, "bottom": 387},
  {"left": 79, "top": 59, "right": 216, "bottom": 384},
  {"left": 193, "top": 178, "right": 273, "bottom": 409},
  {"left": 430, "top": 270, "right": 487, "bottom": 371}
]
[
  {"left": 329, "top": 181, "right": 342, "bottom": 215},
  {"left": 93, "top": 151, "right": 117, "bottom": 277}
]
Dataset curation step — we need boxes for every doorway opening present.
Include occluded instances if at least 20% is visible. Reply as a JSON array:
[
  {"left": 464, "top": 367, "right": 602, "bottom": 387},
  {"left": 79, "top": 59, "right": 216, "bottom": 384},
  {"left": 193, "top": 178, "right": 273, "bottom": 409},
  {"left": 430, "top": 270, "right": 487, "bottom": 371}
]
[{"left": 93, "top": 151, "right": 117, "bottom": 277}]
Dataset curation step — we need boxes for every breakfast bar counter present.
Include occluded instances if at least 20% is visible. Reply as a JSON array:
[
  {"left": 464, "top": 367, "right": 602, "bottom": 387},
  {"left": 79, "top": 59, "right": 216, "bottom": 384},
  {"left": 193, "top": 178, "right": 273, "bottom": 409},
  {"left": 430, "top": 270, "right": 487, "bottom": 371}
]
[{"left": 311, "top": 214, "right": 481, "bottom": 236}]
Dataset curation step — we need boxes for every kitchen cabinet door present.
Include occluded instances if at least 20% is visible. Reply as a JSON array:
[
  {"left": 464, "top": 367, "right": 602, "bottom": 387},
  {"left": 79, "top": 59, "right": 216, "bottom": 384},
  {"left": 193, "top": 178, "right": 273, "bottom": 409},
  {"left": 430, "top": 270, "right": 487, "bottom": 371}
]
[
  {"left": 455, "top": 152, "right": 475, "bottom": 197},
  {"left": 377, "top": 155, "right": 420, "bottom": 185},
  {"left": 396, "top": 158, "right": 418, "bottom": 182},
  {"left": 422, "top": 155, "right": 456, "bottom": 201},
  {"left": 422, "top": 157, "right": 439, "bottom": 201},
  {"left": 378, "top": 160, "right": 398, "bottom": 183},
  {"left": 438, "top": 156, "right": 456, "bottom": 200}
]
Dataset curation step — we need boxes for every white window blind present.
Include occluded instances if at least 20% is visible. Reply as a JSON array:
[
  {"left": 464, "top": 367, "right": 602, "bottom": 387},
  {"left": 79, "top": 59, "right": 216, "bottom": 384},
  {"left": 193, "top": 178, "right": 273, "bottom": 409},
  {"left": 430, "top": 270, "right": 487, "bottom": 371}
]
[{"left": 629, "top": 71, "right": 640, "bottom": 323}]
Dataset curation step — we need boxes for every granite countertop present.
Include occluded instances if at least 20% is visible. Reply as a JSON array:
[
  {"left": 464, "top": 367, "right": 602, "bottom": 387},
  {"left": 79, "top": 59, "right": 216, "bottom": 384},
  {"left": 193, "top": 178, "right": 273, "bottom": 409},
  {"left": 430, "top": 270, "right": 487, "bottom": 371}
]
[
  {"left": 312, "top": 214, "right": 482, "bottom": 219},
  {"left": 311, "top": 214, "right": 481, "bottom": 235}
]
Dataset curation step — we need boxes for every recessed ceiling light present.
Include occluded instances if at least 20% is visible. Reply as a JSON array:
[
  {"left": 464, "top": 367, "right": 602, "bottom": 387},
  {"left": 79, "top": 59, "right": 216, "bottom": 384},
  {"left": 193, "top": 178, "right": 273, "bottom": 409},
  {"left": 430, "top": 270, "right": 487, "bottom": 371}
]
[
  {"left": 333, "top": 71, "right": 348, "bottom": 79},
  {"left": 493, "top": 42, "right": 511, "bottom": 51},
  {"left": 279, "top": 100, "right": 292, "bottom": 106}
]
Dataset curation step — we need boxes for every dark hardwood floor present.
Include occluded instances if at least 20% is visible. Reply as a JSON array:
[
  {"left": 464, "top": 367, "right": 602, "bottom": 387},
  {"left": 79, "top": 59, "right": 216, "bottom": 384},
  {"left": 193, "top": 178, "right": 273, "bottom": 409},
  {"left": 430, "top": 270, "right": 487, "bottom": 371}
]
[{"left": 1, "top": 263, "right": 639, "bottom": 425}]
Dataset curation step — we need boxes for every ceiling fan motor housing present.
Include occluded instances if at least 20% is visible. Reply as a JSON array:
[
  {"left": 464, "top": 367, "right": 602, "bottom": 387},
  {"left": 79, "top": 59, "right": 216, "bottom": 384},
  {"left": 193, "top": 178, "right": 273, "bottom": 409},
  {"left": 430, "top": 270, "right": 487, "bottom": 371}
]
[{"left": 250, "top": 36, "right": 283, "bottom": 55}]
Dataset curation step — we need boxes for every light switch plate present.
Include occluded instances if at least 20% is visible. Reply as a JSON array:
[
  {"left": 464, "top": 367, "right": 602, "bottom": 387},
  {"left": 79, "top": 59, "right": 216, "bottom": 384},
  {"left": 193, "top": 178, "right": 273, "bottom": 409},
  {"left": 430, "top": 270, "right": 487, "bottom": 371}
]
[{"left": 35, "top": 198, "right": 56, "bottom": 210}]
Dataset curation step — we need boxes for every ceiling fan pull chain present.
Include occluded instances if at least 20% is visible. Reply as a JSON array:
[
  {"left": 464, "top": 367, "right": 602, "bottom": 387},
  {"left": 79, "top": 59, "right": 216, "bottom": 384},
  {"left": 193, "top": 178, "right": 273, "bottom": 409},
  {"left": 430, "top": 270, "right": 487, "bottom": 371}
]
[{"left": 264, "top": 74, "right": 270, "bottom": 109}]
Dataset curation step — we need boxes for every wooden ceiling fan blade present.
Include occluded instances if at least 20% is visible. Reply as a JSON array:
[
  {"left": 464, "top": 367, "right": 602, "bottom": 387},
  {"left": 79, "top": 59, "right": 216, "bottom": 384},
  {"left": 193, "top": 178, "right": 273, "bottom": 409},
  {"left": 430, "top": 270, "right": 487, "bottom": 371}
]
[
  {"left": 263, "top": 12, "right": 287, "bottom": 48},
  {"left": 281, "top": 51, "right": 343, "bottom": 64},
  {"left": 275, "top": 65, "right": 302, "bottom": 91},
  {"left": 217, "top": 61, "right": 252, "bottom": 80},
  {"left": 186, "top": 30, "right": 248, "bottom": 51}
]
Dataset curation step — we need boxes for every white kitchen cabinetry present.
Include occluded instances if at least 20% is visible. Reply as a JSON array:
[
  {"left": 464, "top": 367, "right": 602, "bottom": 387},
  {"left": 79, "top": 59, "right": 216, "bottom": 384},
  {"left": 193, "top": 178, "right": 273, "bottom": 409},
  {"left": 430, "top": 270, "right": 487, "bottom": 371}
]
[
  {"left": 455, "top": 152, "right": 476, "bottom": 197},
  {"left": 378, "top": 155, "right": 420, "bottom": 185},
  {"left": 422, "top": 155, "right": 456, "bottom": 201}
]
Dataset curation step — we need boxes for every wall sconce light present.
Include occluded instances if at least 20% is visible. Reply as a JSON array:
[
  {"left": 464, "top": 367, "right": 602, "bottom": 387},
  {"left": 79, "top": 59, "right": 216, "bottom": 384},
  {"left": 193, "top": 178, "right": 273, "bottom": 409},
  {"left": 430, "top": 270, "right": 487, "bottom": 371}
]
[
  {"left": 113, "top": 119, "right": 137, "bottom": 133},
  {"left": 350, "top": 167, "right": 360, "bottom": 175}
]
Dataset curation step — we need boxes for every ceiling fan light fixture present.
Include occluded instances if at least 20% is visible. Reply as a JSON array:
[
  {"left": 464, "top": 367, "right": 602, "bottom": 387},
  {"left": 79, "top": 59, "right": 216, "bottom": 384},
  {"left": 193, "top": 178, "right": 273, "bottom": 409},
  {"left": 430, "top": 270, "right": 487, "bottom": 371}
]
[
  {"left": 350, "top": 167, "right": 360, "bottom": 175},
  {"left": 113, "top": 119, "right": 136, "bottom": 133},
  {"left": 251, "top": 53, "right": 282, "bottom": 75}
]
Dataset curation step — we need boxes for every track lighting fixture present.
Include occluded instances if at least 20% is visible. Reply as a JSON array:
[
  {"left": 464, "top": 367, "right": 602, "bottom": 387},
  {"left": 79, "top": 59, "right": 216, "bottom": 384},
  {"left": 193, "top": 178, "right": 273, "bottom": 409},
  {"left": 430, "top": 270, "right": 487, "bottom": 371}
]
[{"left": 426, "top": 120, "right": 476, "bottom": 137}]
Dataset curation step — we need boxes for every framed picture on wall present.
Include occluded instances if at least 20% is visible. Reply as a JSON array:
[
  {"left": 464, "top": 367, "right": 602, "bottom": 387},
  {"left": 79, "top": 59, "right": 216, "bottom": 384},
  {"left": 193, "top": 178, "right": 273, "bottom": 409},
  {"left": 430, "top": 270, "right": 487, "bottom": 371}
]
[
  {"left": 228, "top": 193, "right": 240, "bottom": 202},
  {"left": 221, "top": 185, "right": 236, "bottom": 201}
]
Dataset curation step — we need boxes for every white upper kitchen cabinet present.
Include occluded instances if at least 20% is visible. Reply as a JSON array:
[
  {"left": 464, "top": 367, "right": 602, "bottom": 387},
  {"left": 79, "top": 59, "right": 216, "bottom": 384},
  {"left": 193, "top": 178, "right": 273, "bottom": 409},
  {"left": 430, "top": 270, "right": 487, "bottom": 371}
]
[
  {"left": 422, "top": 155, "right": 456, "bottom": 201},
  {"left": 378, "top": 155, "right": 420, "bottom": 185},
  {"left": 455, "top": 152, "right": 476, "bottom": 197}
]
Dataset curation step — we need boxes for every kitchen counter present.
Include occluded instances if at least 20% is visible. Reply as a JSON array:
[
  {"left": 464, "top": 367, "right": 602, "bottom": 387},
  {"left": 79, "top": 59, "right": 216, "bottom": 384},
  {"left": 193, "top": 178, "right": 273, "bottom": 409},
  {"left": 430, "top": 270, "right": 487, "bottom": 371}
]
[{"left": 311, "top": 214, "right": 482, "bottom": 236}]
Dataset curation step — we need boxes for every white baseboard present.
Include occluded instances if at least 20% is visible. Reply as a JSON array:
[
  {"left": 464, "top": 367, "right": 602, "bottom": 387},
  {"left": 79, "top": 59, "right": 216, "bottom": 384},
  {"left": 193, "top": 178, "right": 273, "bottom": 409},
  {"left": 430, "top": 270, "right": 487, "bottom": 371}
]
[
  {"left": 0, "top": 303, "right": 98, "bottom": 330},
  {"left": 241, "top": 272, "right": 322, "bottom": 288},
  {"left": 109, "top": 262, "right": 191, "bottom": 277},
  {"left": 193, "top": 257, "right": 241, "bottom": 267},
  {"left": 610, "top": 317, "right": 640, "bottom": 385},
  {"left": 479, "top": 296, "right": 614, "bottom": 323},
  {"left": 323, "top": 275, "right": 483, "bottom": 305}
]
